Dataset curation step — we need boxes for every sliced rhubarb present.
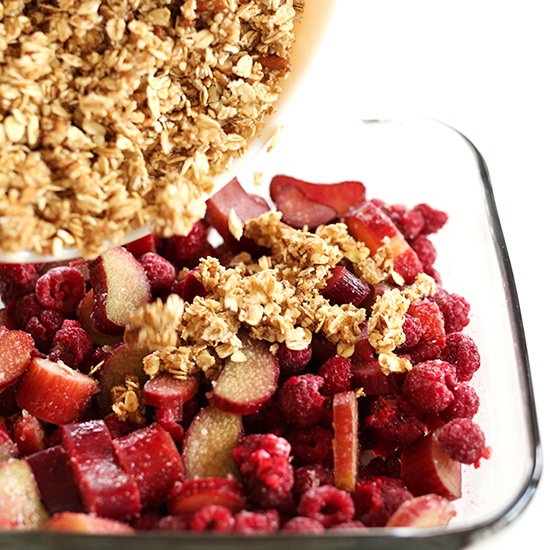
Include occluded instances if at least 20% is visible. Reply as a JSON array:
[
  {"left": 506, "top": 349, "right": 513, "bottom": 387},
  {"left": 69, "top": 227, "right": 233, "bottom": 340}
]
[
  {"left": 77, "top": 290, "right": 123, "bottom": 347},
  {"left": 25, "top": 445, "right": 84, "bottom": 515},
  {"left": 401, "top": 433, "right": 462, "bottom": 501},
  {"left": 385, "top": 494, "right": 456, "bottom": 527},
  {"left": 44, "top": 512, "right": 135, "bottom": 534},
  {"left": 168, "top": 477, "right": 246, "bottom": 516},
  {"left": 270, "top": 175, "right": 366, "bottom": 217},
  {"left": 321, "top": 265, "right": 370, "bottom": 306},
  {"left": 88, "top": 246, "right": 152, "bottom": 335},
  {"left": 351, "top": 359, "right": 405, "bottom": 395},
  {"left": 12, "top": 413, "right": 46, "bottom": 456},
  {"left": 182, "top": 405, "right": 243, "bottom": 479},
  {"left": 61, "top": 420, "right": 141, "bottom": 520},
  {"left": 0, "top": 329, "right": 35, "bottom": 392},
  {"left": 0, "top": 459, "right": 49, "bottom": 530},
  {"left": 16, "top": 357, "right": 98, "bottom": 425},
  {"left": 332, "top": 390, "right": 359, "bottom": 493},
  {"left": 208, "top": 335, "right": 279, "bottom": 415},
  {"left": 143, "top": 372, "right": 200, "bottom": 420},
  {"left": 113, "top": 423, "right": 184, "bottom": 509},
  {"left": 0, "top": 421, "right": 18, "bottom": 462},
  {"left": 125, "top": 233, "right": 159, "bottom": 258},
  {"left": 170, "top": 266, "right": 208, "bottom": 302}
]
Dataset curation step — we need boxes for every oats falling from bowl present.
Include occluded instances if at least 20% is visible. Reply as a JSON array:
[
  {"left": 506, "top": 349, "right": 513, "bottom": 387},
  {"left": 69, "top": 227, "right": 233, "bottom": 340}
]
[{"left": 0, "top": 0, "right": 302, "bottom": 258}]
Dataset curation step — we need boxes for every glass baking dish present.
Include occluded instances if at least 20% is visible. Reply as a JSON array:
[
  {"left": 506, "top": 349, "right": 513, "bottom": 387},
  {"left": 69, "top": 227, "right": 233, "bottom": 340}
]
[{"left": 0, "top": 115, "right": 541, "bottom": 550}]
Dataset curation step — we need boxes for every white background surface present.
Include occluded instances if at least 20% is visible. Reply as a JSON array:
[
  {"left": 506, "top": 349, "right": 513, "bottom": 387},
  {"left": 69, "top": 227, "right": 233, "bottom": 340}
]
[{"left": 288, "top": 1, "right": 548, "bottom": 547}]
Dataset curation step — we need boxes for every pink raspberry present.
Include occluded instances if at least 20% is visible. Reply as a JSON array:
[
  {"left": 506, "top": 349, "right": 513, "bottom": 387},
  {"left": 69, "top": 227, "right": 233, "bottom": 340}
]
[
  {"left": 189, "top": 505, "right": 235, "bottom": 532},
  {"left": 139, "top": 252, "right": 177, "bottom": 293},
  {"left": 13, "top": 294, "right": 42, "bottom": 329},
  {"left": 0, "top": 263, "right": 38, "bottom": 304},
  {"left": 35, "top": 266, "right": 86, "bottom": 315},
  {"left": 412, "top": 203, "right": 449, "bottom": 235},
  {"left": 396, "top": 313, "right": 422, "bottom": 351},
  {"left": 440, "top": 382, "right": 480, "bottom": 422},
  {"left": 232, "top": 433, "right": 294, "bottom": 511},
  {"left": 410, "top": 235, "right": 437, "bottom": 267},
  {"left": 163, "top": 221, "right": 208, "bottom": 269},
  {"left": 155, "top": 515, "right": 189, "bottom": 531},
  {"left": 432, "top": 289, "right": 470, "bottom": 333},
  {"left": 233, "top": 510, "right": 280, "bottom": 534},
  {"left": 444, "top": 332, "right": 480, "bottom": 382},
  {"left": 243, "top": 398, "right": 288, "bottom": 437},
  {"left": 24, "top": 309, "right": 65, "bottom": 353},
  {"left": 286, "top": 426, "right": 333, "bottom": 467},
  {"left": 396, "top": 209, "right": 425, "bottom": 241},
  {"left": 275, "top": 342, "right": 312, "bottom": 379},
  {"left": 354, "top": 476, "right": 413, "bottom": 527},
  {"left": 435, "top": 418, "right": 486, "bottom": 464},
  {"left": 293, "top": 465, "right": 334, "bottom": 500},
  {"left": 49, "top": 319, "right": 93, "bottom": 369},
  {"left": 318, "top": 356, "right": 352, "bottom": 397},
  {"left": 297, "top": 485, "right": 355, "bottom": 528},
  {"left": 282, "top": 516, "right": 325, "bottom": 533},
  {"left": 277, "top": 373, "right": 325, "bottom": 428},
  {"left": 365, "top": 454, "right": 402, "bottom": 479},
  {"left": 402, "top": 360, "right": 457, "bottom": 413}
]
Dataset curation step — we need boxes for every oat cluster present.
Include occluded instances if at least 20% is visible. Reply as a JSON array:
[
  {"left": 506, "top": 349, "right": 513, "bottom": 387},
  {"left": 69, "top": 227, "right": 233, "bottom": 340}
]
[{"left": 0, "top": 0, "right": 302, "bottom": 257}]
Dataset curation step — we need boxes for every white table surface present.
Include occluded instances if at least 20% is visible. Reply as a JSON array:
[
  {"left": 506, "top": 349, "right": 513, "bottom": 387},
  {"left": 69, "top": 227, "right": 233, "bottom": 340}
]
[{"left": 292, "top": 1, "right": 548, "bottom": 547}]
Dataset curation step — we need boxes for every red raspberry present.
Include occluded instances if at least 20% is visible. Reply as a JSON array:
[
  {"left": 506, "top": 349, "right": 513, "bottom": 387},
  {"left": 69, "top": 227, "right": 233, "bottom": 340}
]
[
  {"left": 440, "top": 382, "right": 480, "bottom": 422},
  {"left": 293, "top": 465, "right": 334, "bottom": 500},
  {"left": 13, "top": 294, "right": 42, "bottom": 329},
  {"left": 163, "top": 221, "right": 208, "bottom": 269},
  {"left": 139, "top": 252, "right": 177, "bottom": 293},
  {"left": 412, "top": 203, "right": 449, "bottom": 235},
  {"left": 155, "top": 515, "right": 189, "bottom": 531},
  {"left": 365, "top": 453, "right": 402, "bottom": 479},
  {"left": 0, "top": 263, "right": 38, "bottom": 304},
  {"left": 282, "top": 516, "right": 325, "bottom": 533},
  {"left": 410, "top": 235, "right": 437, "bottom": 267},
  {"left": 35, "top": 266, "right": 86, "bottom": 315},
  {"left": 49, "top": 319, "right": 94, "bottom": 369},
  {"left": 277, "top": 374, "right": 325, "bottom": 428},
  {"left": 435, "top": 418, "right": 486, "bottom": 464},
  {"left": 286, "top": 426, "right": 333, "bottom": 467},
  {"left": 189, "top": 505, "right": 235, "bottom": 532},
  {"left": 402, "top": 360, "right": 457, "bottom": 413},
  {"left": 318, "top": 356, "right": 352, "bottom": 397},
  {"left": 25, "top": 316, "right": 50, "bottom": 352},
  {"left": 275, "top": 342, "right": 312, "bottom": 379},
  {"left": 232, "top": 433, "right": 294, "bottom": 511},
  {"left": 432, "top": 290, "right": 470, "bottom": 333},
  {"left": 233, "top": 509, "right": 280, "bottom": 534},
  {"left": 297, "top": 485, "right": 355, "bottom": 528},
  {"left": 243, "top": 398, "right": 288, "bottom": 437},
  {"left": 354, "top": 476, "right": 413, "bottom": 527},
  {"left": 396, "top": 209, "right": 425, "bottom": 241},
  {"left": 396, "top": 313, "right": 422, "bottom": 351},
  {"left": 444, "top": 332, "right": 480, "bottom": 382}
]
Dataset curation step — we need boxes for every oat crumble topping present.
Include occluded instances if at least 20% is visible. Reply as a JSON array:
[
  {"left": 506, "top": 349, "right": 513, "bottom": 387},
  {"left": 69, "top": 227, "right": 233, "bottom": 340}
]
[{"left": 111, "top": 374, "right": 146, "bottom": 424}]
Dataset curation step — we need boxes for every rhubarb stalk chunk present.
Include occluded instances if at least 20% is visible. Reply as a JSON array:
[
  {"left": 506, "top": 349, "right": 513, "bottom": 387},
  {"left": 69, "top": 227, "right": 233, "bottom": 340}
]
[{"left": 332, "top": 390, "right": 359, "bottom": 493}]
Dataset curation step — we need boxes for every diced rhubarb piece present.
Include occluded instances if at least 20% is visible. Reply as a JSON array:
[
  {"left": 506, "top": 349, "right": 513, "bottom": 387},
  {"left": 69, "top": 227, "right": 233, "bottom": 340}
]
[
  {"left": 168, "top": 477, "right": 246, "bottom": 516},
  {"left": 113, "top": 423, "right": 184, "bottom": 509},
  {"left": 61, "top": 420, "right": 141, "bottom": 520},
  {"left": 351, "top": 359, "right": 405, "bottom": 395},
  {"left": 1, "top": 421, "right": 18, "bottom": 462},
  {"left": 44, "top": 512, "right": 135, "bottom": 534},
  {"left": 344, "top": 201, "right": 423, "bottom": 284},
  {"left": 408, "top": 299, "right": 446, "bottom": 346},
  {"left": 385, "top": 494, "right": 456, "bottom": 527},
  {"left": 182, "top": 406, "right": 242, "bottom": 480},
  {"left": 0, "top": 329, "right": 34, "bottom": 392},
  {"left": 98, "top": 342, "right": 150, "bottom": 416},
  {"left": 332, "top": 390, "right": 359, "bottom": 493},
  {"left": 0, "top": 459, "right": 49, "bottom": 530},
  {"left": 270, "top": 183, "right": 338, "bottom": 230},
  {"left": 143, "top": 372, "right": 200, "bottom": 421},
  {"left": 12, "top": 413, "right": 46, "bottom": 456},
  {"left": 88, "top": 246, "right": 152, "bottom": 335},
  {"left": 350, "top": 322, "right": 375, "bottom": 364},
  {"left": 321, "top": 266, "right": 369, "bottom": 306},
  {"left": 125, "top": 233, "right": 159, "bottom": 259},
  {"left": 401, "top": 433, "right": 462, "bottom": 500},
  {"left": 16, "top": 357, "right": 98, "bottom": 425},
  {"left": 270, "top": 175, "right": 366, "bottom": 217},
  {"left": 208, "top": 335, "right": 279, "bottom": 415},
  {"left": 25, "top": 445, "right": 84, "bottom": 514},
  {"left": 77, "top": 290, "right": 123, "bottom": 346},
  {"left": 170, "top": 266, "right": 208, "bottom": 303}
]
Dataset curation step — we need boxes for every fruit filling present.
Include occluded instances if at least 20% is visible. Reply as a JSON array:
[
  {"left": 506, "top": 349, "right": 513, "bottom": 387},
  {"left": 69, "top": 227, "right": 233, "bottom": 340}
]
[{"left": 0, "top": 175, "right": 487, "bottom": 534}]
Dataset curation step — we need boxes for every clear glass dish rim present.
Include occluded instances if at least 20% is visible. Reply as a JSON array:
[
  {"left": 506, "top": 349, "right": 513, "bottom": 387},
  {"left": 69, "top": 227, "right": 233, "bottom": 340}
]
[{"left": 0, "top": 116, "right": 542, "bottom": 550}]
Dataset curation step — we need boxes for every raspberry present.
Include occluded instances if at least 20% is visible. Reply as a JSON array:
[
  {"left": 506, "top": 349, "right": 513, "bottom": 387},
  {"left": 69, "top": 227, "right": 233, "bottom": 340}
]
[
  {"left": 13, "top": 294, "right": 42, "bottom": 329},
  {"left": 396, "top": 313, "right": 422, "bottom": 351},
  {"left": 435, "top": 418, "right": 486, "bottom": 464},
  {"left": 155, "top": 515, "right": 189, "bottom": 531},
  {"left": 0, "top": 263, "right": 38, "bottom": 304},
  {"left": 297, "top": 485, "right": 355, "bottom": 528},
  {"left": 395, "top": 209, "right": 425, "bottom": 241},
  {"left": 243, "top": 398, "right": 288, "bottom": 436},
  {"left": 25, "top": 316, "right": 50, "bottom": 352},
  {"left": 286, "top": 426, "right": 333, "bottom": 467},
  {"left": 232, "top": 433, "right": 294, "bottom": 511},
  {"left": 282, "top": 516, "right": 325, "bottom": 533},
  {"left": 163, "top": 221, "right": 208, "bottom": 269},
  {"left": 330, "top": 520, "right": 368, "bottom": 531},
  {"left": 440, "top": 382, "right": 480, "bottom": 422},
  {"left": 293, "top": 465, "right": 334, "bottom": 499},
  {"left": 318, "top": 356, "right": 352, "bottom": 397},
  {"left": 432, "top": 290, "right": 470, "bottom": 333},
  {"left": 354, "top": 476, "right": 413, "bottom": 527},
  {"left": 35, "top": 266, "right": 86, "bottom": 315},
  {"left": 189, "top": 505, "right": 235, "bottom": 532},
  {"left": 277, "top": 373, "right": 325, "bottom": 428},
  {"left": 409, "top": 339, "right": 445, "bottom": 364},
  {"left": 275, "top": 342, "right": 312, "bottom": 379},
  {"left": 233, "top": 509, "right": 280, "bottom": 534},
  {"left": 410, "top": 235, "right": 437, "bottom": 267},
  {"left": 444, "top": 332, "right": 480, "bottom": 382},
  {"left": 139, "top": 252, "right": 177, "bottom": 293},
  {"left": 365, "top": 395, "right": 425, "bottom": 448},
  {"left": 402, "top": 360, "right": 457, "bottom": 413},
  {"left": 49, "top": 319, "right": 94, "bottom": 369},
  {"left": 412, "top": 203, "right": 449, "bottom": 235}
]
